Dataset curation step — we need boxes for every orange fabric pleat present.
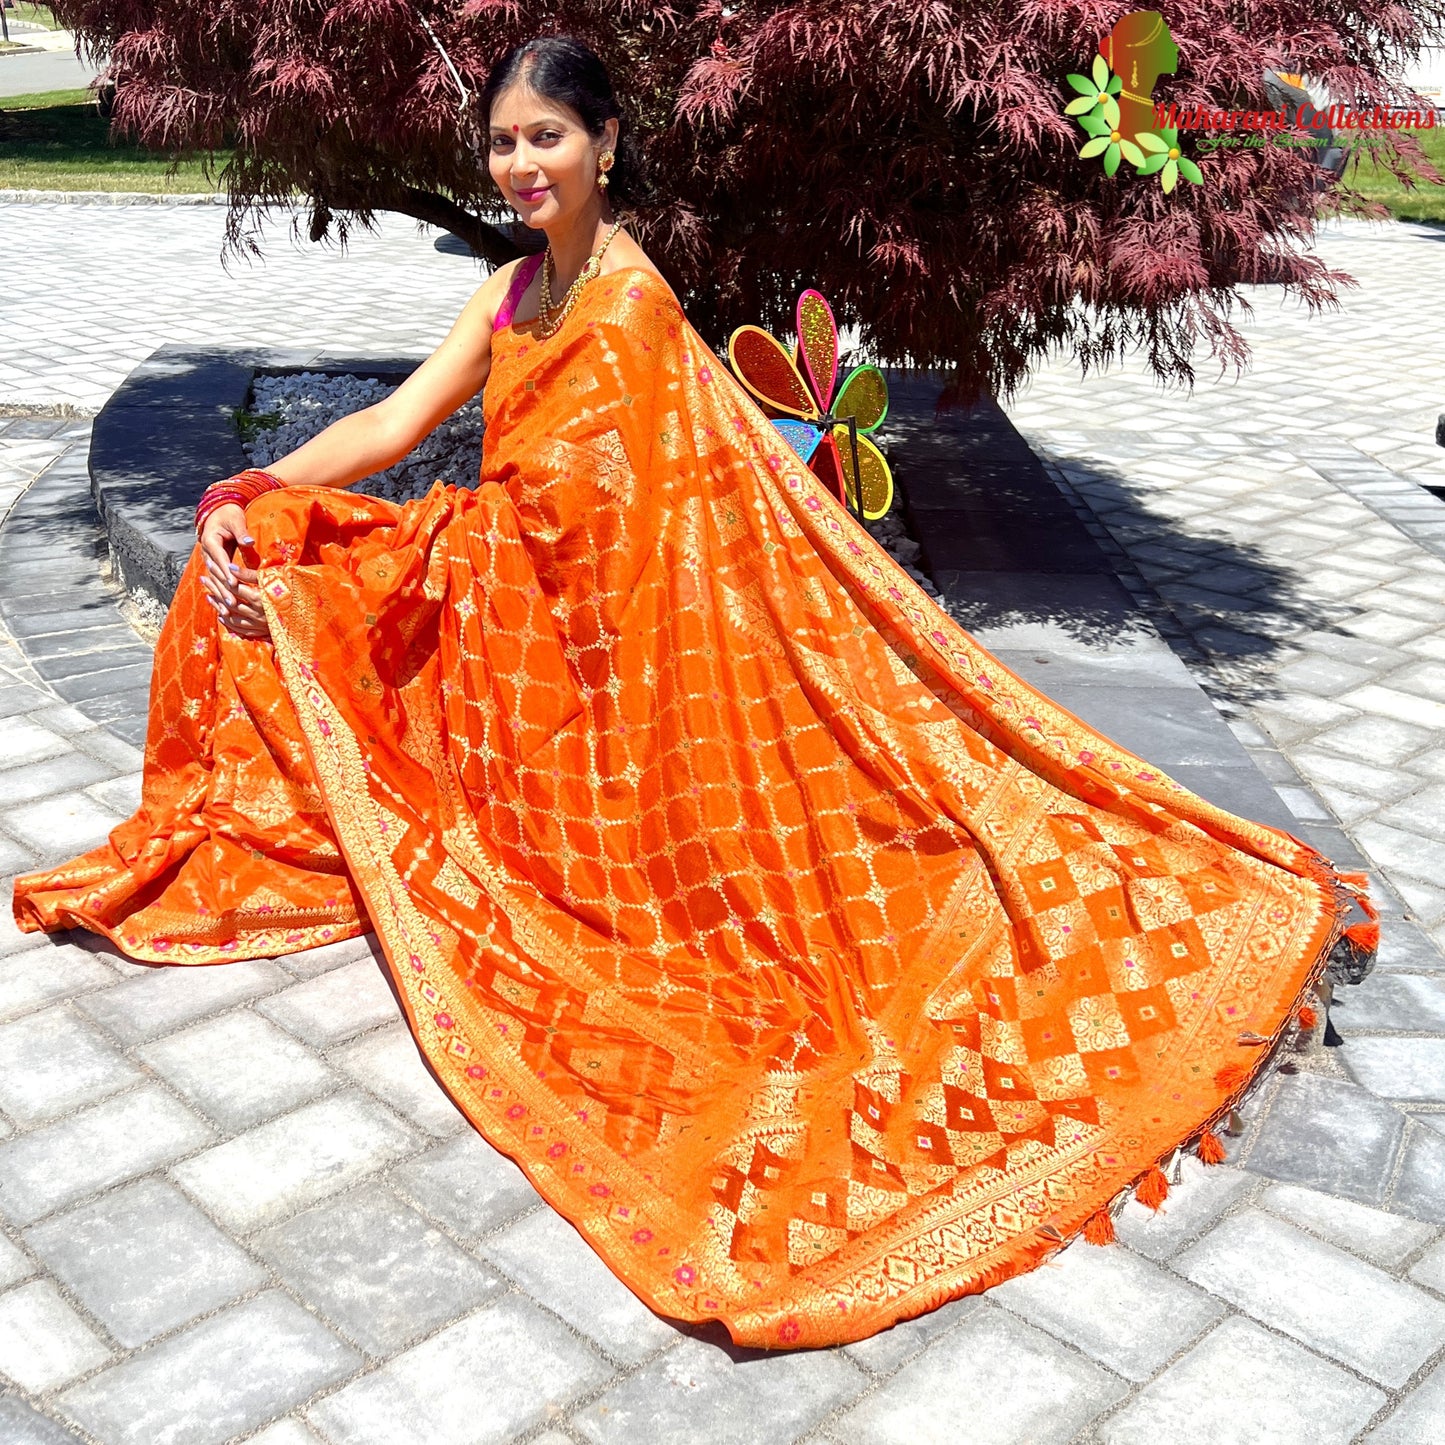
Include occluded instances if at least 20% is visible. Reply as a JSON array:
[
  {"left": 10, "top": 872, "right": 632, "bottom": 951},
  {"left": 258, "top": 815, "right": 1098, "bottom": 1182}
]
[{"left": 13, "top": 269, "right": 1371, "bottom": 1347}]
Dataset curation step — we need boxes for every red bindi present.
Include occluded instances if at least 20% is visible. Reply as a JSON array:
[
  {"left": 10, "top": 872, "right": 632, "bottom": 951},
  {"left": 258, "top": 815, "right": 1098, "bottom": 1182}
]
[{"left": 511, "top": 124, "right": 519, "bottom": 133}]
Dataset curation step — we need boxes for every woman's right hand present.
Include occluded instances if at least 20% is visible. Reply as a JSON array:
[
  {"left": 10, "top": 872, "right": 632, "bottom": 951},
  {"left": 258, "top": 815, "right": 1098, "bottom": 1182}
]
[{"left": 199, "top": 503, "right": 270, "bottom": 641}]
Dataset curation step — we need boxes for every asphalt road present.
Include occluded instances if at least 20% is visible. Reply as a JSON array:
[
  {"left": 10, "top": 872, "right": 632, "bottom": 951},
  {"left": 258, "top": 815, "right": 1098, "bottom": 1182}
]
[{"left": 0, "top": 48, "right": 100, "bottom": 98}]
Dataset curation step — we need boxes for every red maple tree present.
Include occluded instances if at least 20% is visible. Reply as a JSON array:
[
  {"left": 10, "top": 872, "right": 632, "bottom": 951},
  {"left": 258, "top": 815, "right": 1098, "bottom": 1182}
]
[{"left": 52, "top": 0, "right": 1445, "bottom": 400}]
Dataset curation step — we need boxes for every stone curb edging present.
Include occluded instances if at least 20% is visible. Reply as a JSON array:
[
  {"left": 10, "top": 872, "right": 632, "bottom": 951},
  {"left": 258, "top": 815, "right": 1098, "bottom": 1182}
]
[
  {"left": 0, "top": 189, "right": 228, "bottom": 206},
  {"left": 91, "top": 346, "right": 424, "bottom": 605}
]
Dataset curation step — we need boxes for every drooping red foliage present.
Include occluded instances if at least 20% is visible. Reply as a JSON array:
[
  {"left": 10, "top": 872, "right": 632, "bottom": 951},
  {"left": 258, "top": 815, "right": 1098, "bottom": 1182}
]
[{"left": 52, "top": 0, "right": 1445, "bottom": 399}]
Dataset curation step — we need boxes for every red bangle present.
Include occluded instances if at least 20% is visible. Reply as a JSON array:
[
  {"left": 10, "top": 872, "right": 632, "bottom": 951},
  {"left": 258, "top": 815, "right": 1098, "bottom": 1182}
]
[{"left": 195, "top": 469, "right": 286, "bottom": 539}]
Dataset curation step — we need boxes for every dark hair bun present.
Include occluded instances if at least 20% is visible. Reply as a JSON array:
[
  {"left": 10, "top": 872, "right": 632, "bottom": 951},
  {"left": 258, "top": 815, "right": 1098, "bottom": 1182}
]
[{"left": 480, "top": 36, "right": 654, "bottom": 209}]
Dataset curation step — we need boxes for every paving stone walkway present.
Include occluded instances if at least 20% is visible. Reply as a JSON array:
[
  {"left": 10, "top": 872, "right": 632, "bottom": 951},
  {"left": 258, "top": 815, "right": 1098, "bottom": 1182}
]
[{"left": 0, "top": 201, "right": 1443, "bottom": 1443}]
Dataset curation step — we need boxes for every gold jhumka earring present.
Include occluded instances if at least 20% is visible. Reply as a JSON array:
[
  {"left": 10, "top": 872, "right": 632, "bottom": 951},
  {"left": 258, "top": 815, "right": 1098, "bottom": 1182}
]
[{"left": 597, "top": 152, "right": 615, "bottom": 189}]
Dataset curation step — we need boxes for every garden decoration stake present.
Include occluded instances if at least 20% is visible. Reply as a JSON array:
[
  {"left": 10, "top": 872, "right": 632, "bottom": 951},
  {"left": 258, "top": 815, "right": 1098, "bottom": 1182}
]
[{"left": 727, "top": 290, "right": 893, "bottom": 523}]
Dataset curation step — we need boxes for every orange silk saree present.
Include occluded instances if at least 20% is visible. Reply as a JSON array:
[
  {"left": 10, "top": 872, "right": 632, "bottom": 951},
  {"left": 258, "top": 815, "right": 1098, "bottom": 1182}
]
[{"left": 13, "top": 267, "right": 1374, "bottom": 1348}]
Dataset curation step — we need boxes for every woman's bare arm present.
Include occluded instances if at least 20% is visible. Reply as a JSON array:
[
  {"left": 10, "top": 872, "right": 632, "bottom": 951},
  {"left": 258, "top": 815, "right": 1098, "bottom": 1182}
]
[
  {"left": 200, "top": 257, "right": 524, "bottom": 638},
  {"left": 259, "top": 259, "right": 522, "bottom": 489}
]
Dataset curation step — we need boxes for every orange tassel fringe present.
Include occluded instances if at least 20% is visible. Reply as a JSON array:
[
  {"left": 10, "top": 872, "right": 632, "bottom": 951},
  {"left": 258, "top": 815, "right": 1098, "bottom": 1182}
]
[
  {"left": 1297, "top": 1004, "right": 1319, "bottom": 1032},
  {"left": 1197, "top": 1128, "right": 1227, "bottom": 1165},
  {"left": 1083, "top": 1208, "right": 1116, "bottom": 1245},
  {"left": 1135, "top": 1165, "right": 1169, "bottom": 1211},
  {"left": 1215, "top": 1062, "right": 1251, "bottom": 1092},
  {"left": 1343, "top": 920, "right": 1379, "bottom": 954}
]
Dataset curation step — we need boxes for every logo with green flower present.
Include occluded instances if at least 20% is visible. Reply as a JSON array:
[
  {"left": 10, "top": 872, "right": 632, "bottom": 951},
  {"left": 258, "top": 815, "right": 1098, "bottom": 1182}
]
[{"left": 1063, "top": 10, "right": 1203, "bottom": 192}]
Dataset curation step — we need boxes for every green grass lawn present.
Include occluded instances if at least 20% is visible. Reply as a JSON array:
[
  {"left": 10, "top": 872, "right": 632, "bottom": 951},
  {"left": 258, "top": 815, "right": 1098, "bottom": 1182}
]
[
  {"left": 1339, "top": 123, "right": 1445, "bottom": 224},
  {"left": 0, "top": 87, "right": 223, "bottom": 193},
  {"left": 6, "top": 3, "right": 66, "bottom": 28}
]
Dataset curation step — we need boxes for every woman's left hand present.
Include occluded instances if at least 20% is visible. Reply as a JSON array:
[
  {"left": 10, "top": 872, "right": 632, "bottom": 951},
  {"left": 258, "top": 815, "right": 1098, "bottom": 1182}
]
[
  {"left": 198, "top": 503, "right": 272, "bottom": 642},
  {"left": 220, "top": 561, "right": 270, "bottom": 641},
  {"left": 199, "top": 556, "right": 271, "bottom": 642}
]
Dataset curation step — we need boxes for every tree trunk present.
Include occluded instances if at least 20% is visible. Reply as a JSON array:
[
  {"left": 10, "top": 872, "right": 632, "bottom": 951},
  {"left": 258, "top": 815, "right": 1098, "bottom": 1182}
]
[{"left": 391, "top": 188, "right": 533, "bottom": 268}]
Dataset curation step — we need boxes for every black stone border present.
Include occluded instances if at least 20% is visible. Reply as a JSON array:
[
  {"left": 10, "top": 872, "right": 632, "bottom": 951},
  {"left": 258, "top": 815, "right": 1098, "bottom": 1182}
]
[{"left": 90, "top": 345, "right": 426, "bottom": 607}]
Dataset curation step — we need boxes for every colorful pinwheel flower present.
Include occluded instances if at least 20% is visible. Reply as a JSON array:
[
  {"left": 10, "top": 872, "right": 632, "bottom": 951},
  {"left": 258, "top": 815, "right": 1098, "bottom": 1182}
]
[
  {"left": 1135, "top": 127, "right": 1204, "bottom": 192},
  {"left": 727, "top": 290, "right": 894, "bottom": 521},
  {"left": 1064, "top": 56, "right": 1121, "bottom": 129}
]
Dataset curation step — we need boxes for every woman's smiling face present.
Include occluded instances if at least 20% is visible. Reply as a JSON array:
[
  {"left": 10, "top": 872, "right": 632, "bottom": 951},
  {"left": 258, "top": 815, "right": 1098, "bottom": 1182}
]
[{"left": 488, "top": 83, "right": 614, "bottom": 227}]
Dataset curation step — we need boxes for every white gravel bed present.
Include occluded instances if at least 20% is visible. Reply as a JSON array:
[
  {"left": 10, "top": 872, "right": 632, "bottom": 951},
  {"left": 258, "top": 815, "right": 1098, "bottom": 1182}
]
[
  {"left": 243, "top": 371, "right": 484, "bottom": 504},
  {"left": 242, "top": 372, "right": 942, "bottom": 598}
]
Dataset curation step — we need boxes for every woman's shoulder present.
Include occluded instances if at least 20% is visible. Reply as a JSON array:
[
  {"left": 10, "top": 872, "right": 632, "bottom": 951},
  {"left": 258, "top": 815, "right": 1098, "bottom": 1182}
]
[{"left": 596, "top": 253, "right": 680, "bottom": 314}]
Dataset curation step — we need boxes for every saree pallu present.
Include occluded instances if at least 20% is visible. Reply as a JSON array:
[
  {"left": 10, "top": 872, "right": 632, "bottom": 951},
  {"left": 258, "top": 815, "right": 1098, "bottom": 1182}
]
[{"left": 14, "top": 268, "right": 1373, "bottom": 1348}]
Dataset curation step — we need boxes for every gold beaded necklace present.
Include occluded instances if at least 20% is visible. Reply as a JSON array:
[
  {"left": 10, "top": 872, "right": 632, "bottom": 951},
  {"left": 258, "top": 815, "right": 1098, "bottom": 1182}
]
[{"left": 536, "top": 221, "right": 624, "bottom": 338}]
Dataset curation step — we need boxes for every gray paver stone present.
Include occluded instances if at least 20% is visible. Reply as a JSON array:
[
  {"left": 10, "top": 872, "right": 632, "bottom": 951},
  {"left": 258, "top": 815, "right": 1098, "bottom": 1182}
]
[
  {"left": 3, "top": 794, "right": 125, "bottom": 859},
  {"left": 1246, "top": 1073, "right": 1405, "bottom": 1205},
  {"left": 86, "top": 773, "right": 142, "bottom": 817},
  {"left": 842, "top": 1294, "right": 981, "bottom": 1375},
  {"left": 1312, "top": 710, "right": 1433, "bottom": 768},
  {"left": 1174, "top": 1210, "right": 1445, "bottom": 1386},
  {"left": 1391, "top": 1123, "right": 1445, "bottom": 1225},
  {"left": 1376, "top": 922, "right": 1445, "bottom": 972},
  {"left": 56, "top": 1290, "right": 361, "bottom": 1445},
  {"left": 1353, "top": 819, "right": 1445, "bottom": 887},
  {"left": 1410, "top": 1236, "right": 1445, "bottom": 1296},
  {"left": 306, "top": 1296, "right": 612, "bottom": 1445},
  {"left": 0, "top": 752, "right": 114, "bottom": 807},
  {"left": 78, "top": 957, "right": 291, "bottom": 1044},
  {"left": 1331, "top": 973, "right": 1445, "bottom": 1032},
  {"left": 254, "top": 1184, "right": 501, "bottom": 1356},
  {"left": 0, "top": 941, "right": 114, "bottom": 1024},
  {"left": 392, "top": 1131, "right": 540, "bottom": 1238},
  {"left": 1366, "top": 1360, "right": 1445, "bottom": 1444},
  {"left": 832, "top": 1304, "right": 1126, "bottom": 1445},
  {"left": 136, "top": 1008, "right": 336, "bottom": 1131},
  {"left": 1396, "top": 878, "right": 1445, "bottom": 928},
  {"left": 244, "top": 1424, "right": 330, "bottom": 1445},
  {"left": 1114, "top": 1156, "right": 1254, "bottom": 1260},
  {"left": 0, "top": 1085, "right": 215, "bottom": 1227},
  {"left": 1378, "top": 784, "right": 1445, "bottom": 837},
  {"left": 990, "top": 1236, "right": 1225, "bottom": 1381},
  {"left": 0, "top": 1279, "right": 112, "bottom": 1393},
  {"left": 22, "top": 1177, "right": 269, "bottom": 1348},
  {"left": 0, "top": 1397, "right": 87, "bottom": 1445},
  {"left": 0, "top": 1003, "right": 143, "bottom": 1125},
  {"left": 278, "top": 933, "right": 378, "bottom": 980},
  {"left": 0, "top": 1230, "right": 34, "bottom": 1289},
  {"left": 70, "top": 729, "right": 143, "bottom": 773},
  {"left": 574, "top": 1333, "right": 866, "bottom": 1445},
  {"left": 256, "top": 957, "right": 402, "bottom": 1046},
  {"left": 170, "top": 1091, "right": 417, "bottom": 1233},
  {"left": 1100, "top": 1315, "right": 1386, "bottom": 1445},
  {"left": 1342, "top": 1038, "right": 1445, "bottom": 1101},
  {"left": 332, "top": 1023, "right": 469, "bottom": 1137},
  {"left": 0, "top": 719, "right": 68, "bottom": 770},
  {"left": 0, "top": 837, "right": 40, "bottom": 878},
  {"left": 1261, "top": 1183, "right": 1438, "bottom": 1268},
  {"left": 480, "top": 1203, "right": 680, "bottom": 1366}
]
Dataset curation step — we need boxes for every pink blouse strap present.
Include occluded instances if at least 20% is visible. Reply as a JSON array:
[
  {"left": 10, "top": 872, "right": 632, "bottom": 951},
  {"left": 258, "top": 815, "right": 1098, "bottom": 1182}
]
[{"left": 494, "top": 253, "right": 545, "bottom": 330}]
